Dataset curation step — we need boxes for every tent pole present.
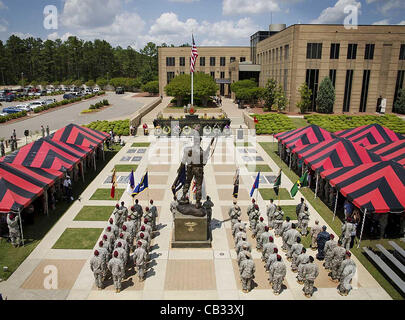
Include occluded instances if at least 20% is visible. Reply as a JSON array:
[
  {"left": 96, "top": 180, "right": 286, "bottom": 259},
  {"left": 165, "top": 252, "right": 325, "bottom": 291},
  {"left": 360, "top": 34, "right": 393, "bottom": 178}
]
[
  {"left": 44, "top": 190, "right": 49, "bottom": 216},
  {"left": 357, "top": 208, "right": 367, "bottom": 249},
  {"left": 314, "top": 172, "right": 319, "bottom": 199},
  {"left": 93, "top": 153, "right": 97, "bottom": 172},
  {"left": 289, "top": 152, "right": 292, "bottom": 170},
  {"left": 18, "top": 209, "right": 25, "bottom": 247},
  {"left": 333, "top": 191, "right": 339, "bottom": 221}
]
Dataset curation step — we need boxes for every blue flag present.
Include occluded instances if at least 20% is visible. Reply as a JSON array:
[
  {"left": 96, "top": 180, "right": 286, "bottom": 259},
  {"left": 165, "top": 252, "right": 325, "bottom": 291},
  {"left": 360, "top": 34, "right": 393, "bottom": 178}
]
[
  {"left": 126, "top": 170, "right": 135, "bottom": 195},
  {"left": 132, "top": 172, "right": 148, "bottom": 197},
  {"left": 250, "top": 172, "right": 260, "bottom": 197}
]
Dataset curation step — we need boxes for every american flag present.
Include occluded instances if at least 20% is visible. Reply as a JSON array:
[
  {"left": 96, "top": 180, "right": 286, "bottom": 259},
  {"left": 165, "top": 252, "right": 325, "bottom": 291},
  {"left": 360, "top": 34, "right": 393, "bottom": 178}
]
[{"left": 190, "top": 34, "right": 198, "bottom": 73}]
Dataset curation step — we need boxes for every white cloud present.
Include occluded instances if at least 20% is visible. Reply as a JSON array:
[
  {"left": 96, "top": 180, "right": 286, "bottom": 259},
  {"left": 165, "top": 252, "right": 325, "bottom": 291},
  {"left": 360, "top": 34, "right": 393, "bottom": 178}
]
[
  {"left": 61, "top": 0, "right": 122, "bottom": 28},
  {"left": 398, "top": 21, "right": 405, "bottom": 25},
  {"left": 366, "top": 0, "right": 403, "bottom": 14},
  {"left": 139, "top": 12, "right": 258, "bottom": 48},
  {"left": 311, "top": 0, "right": 361, "bottom": 24},
  {"left": 47, "top": 32, "right": 58, "bottom": 41},
  {"left": 11, "top": 32, "right": 35, "bottom": 39},
  {"left": 0, "top": 18, "right": 7, "bottom": 32},
  {"left": 0, "top": 1, "right": 7, "bottom": 10},
  {"left": 372, "top": 19, "right": 390, "bottom": 25},
  {"left": 223, "top": 0, "right": 280, "bottom": 15}
]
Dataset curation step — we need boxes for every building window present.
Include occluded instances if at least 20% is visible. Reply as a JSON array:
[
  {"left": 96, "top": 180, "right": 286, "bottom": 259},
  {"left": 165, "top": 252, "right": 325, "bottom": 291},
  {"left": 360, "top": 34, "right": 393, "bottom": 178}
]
[
  {"left": 210, "top": 71, "right": 215, "bottom": 78},
  {"left": 330, "top": 43, "right": 340, "bottom": 59},
  {"left": 220, "top": 72, "right": 225, "bottom": 79},
  {"left": 399, "top": 45, "right": 405, "bottom": 60},
  {"left": 329, "top": 69, "right": 337, "bottom": 88},
  {"left": 285, "top": 45, "right": 289, "bottom": 60},
  {"left": 284, "top": 69, "right": 288, "bottom": 91},
  {"left": 393, "top": 70, "right": 405, "bottom": 111},
  {"left": 210, "top": 57, "right": 216, "bottom": 66},
  {"left": 305, "top": 69, "right": 319, "bottom": 111},
  {"left": 230, "top": 57, "right": 236, "bottom": 63},
  {"left": 220, "top": 57, "right": 226, "bottom": 66},
  {"left": 343, "top": 70, "right": 354, "bottom": 112},
  {"left": 306, "top": 43, "right": 322, "bottom": 59},
  {"left": 166, "top": 57, "right": 175, "bottom": 66},
  {"left": 280, "top": 47, "right": 283, "bottom": 61},
  {"left": 200, "top": 57, "right": 205, "bottom": 66},
  {"left": 347, "top": 44, "right": 357, "bottom": 60},
  {"left": 167, "top": 72, "right": 175, "bottom": 84},
  {"left": 364, "top": 44, "right": 375, "bottom": 60},
  {"left": 276, "top": 48, "right": 278, "bottom": 61},
  {"left": 240, "top": 57, "right": 246, "bottom": 62},
  {"left": 179, "top": 57, "right": 185, "bottom": 66},
  {"left": 359, "top": 70, "right": 371, "bottom": 112}
]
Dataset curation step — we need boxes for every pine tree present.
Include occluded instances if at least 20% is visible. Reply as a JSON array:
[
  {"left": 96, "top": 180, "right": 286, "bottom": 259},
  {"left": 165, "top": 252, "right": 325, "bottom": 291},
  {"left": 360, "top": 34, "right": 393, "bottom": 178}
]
[
  {"left": 316, "top": 77, "right": 335, "bottom": 113},
  {"left": 394, "top": 88, "right": 405, "bottom": 114},
  {"left": 297, "top": 83, "right": 312, "bottom": 114}
]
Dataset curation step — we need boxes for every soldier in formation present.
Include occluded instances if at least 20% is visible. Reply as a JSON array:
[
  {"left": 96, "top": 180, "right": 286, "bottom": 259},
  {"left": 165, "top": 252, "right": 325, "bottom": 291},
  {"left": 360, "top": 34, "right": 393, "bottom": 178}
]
[
  {"left": 265, "top": 247, "right": 278, "bottom": 273},
  {"left": 302, "top": 256, "right": 319, "bottom": 298},
  {"left": 281, "top": 216, "right": 292, "bottom": 251},
  {"left": 232, "top": 217, "right": 245, "bottom": 237},
  {"left": 133, "top": 241, "right": 148, "bottom": 281},
  {"left": 257, "top": 226, "right": 272, "bottom": 251},
  {"left": 341, "top": 218, "right": 355, "bottom": 251},
  {"left": 108, "top": 251, "right": 125, "bottom": 293},
  {"left": 310, "top": 220, "right": 322, "bottom": 250},
  {"left": 337, "top": 251, "right": 357, "bottom": 296},
  {"left": 273, "top": 206, "right": 284, "bottom": 236},
  {"left": 316, "top": 226, "right": 330, "bottom": 260},
  {"left": 253, "top": 217, "right": 266, "bottom": 240},
  {"left": 296, "top": 248, "right": 310, "bottom": 284},
  {"left": 269, "top": 255, "right": 287, "bottom": 295},
  {"left": 285, "top": 224, "right": 300, "bottom": 257},
  {"left": 228, "top": 200, "right": 241, "bottom": 228},
  {"left": 296, "top": 198, "right": 306, "bottom": 229},
  {"left": 266, "top": 199, "right": 277, "bottom": 229},
  {"left": 330, "top": 240, "right": 347, "bottom": 281},
  {"left": 248, "top": 204, "right": 260, "bottom": 232},
  {"left": 240, "top": 253, "right": 256, "bottom": 293},
  {"left": 90, "top": 250, "right": 105, "bottom": 290},
  {"left": 7, "top": 213, "right": 21, "bottom": 247},
  {"left": 323, "top": 234, "right": 337, "bottom": 270},
  {"left": 300, "top": 206, "right": 310, "bottom": 236},
  {"left": 262, "top": 236, "right": 277, "bottom": 262}
]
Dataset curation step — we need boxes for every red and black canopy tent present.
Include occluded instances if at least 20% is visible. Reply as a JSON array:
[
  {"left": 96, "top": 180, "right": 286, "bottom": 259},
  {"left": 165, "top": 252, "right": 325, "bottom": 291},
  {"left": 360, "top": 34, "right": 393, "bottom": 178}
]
[
  {"left": 0, "top": 162, "right": 63, "bottom": 245},
  {"left": 334, "top": 123, "right": 403, "bottom": 147},
  {"left": 320, "top": 161, "right": 405, "bottom": 247},
  {"left": 365, "top": 139, "right": 405, "bottom": 168}
]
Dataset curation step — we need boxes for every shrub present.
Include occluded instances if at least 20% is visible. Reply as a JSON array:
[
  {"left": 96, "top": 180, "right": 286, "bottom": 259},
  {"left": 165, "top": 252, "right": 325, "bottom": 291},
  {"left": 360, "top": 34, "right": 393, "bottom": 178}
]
[
  {"left": 394, "top": 88, "right": 405, "bottom": 114},
  {"left": 316, "top": 77, "right": 335, "bottom": 114},
  {"left": 253, "top": 113, "right": 296, "bottom": 135},
  {"left": 84, "top": 119, "right": 130, "bottom": 136}
]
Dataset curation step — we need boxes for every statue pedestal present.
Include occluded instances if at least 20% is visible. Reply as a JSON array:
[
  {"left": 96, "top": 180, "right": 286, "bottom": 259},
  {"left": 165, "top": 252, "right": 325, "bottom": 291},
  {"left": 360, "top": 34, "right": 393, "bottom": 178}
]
[{"left": 171, "top": 212, "right": 211, "bottom": 248}]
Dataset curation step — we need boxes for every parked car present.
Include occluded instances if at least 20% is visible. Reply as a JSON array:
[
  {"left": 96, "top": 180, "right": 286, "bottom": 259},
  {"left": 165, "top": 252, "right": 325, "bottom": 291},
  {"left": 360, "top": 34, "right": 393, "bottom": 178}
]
[
  {"left": 63, "top": 93, "right": 75, "bottom": 100},
  {"left": 93, "top": 87, "right": 100, "bottom": 93},
  {"left": 3, "top": 106, "right": 23, "bottom": 114},
  {"left": 5, "top": 94, "right": 16, "bottom": 102},
  {"left": 0, "top": 112, "right": 8, "bottom": 117},
  {"left": 0, "top": 94, "right": 5, "bottom": 102},
  {"left": 15, "top": 104, "right": 32, "bottom": 112},
  {"left": 44, "top": 98, "right": 56, "bottom": 105},
  {"left": 116, "top": 87, "right": 124, "bottom": 94},
  {"left": 29, "top": 101, "right": 45, "bottom": 110},
  {"left": 84, "top": 88, "right": 92, "bottom": 94},
  {"left": 47, "top": 89, "right": 54, "bottom": 94}
]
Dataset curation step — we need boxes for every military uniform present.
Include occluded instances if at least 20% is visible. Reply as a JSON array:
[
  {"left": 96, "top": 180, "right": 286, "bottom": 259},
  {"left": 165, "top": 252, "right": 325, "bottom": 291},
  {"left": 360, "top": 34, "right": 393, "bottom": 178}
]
[
  {"left": 237, "top": 249, "right": 250, "bottom": 267},
  {"left": 114, "top": 208, "right": 125, "bottom": 230},
  {"left": 262, "top": 242, "right": 277, "bottom": 262},
  {"left": 270, "top": 260, "right": 287, "bottom": 294},
  {"left": 266, "top": 202, "right": 277, "bottom": 229},
  {"left": 341, "top": 221, "right": 355, "bottom": 250},
  {"left": 254, "top": 220, "right": 266, "bottom": 240},
  {"left": 108, "top": 256, "right": 125, "bottom": 292},
  {"left": 7, "top": 214, "right": 21, "bottom": 247},
  {"left": 228, "top": 204, "right": 241, "bottom": 228},
  {"left": 133, "top": 246, "right": 148, "bottom": 281},
  {"left": 310, "top": 224, "right": 322, "bottom": 249},
  {"left": 123, "top": 220, "right": 136, "bottom": 250},
  {"left": 236, "top": 240, "right": 251, "bottom": 255},
  {"left": 132, "top": 203, "right": 144, "bottom": 231},
  {"left": 296, "top": 253, "right": 310, "bottom": 283},
  {"left": 273, "top": 210, "right": 284, "bottom": 236},
  {"left": 285, "top": 229, "right": 300, "bottom": 257},
  {"left": 248, "top": 206, "right": 260, "bottom": 231},
  {"left": 296, "top": 202, "right": 305, "bottom": 229},
  {"left": 136, "top": 230, "right": 151, "bottom": 244},
  {"left": 303, "top": 262, "right": 319, "bottom": 297},
  {"left": 300, "top": 210, "right": 310, "bottom": 236},
  {"left": 234, "top": 230, "right": 247, "bottom": 246},
  {"left": 316, "top": 230, "right": 330, "bottom": 260},
  {"left": 281, "top": 221, "right": 292, "bottom": 251},
  {"left": 258, "top": 230, "right": 271, "bottom": 250},
  {"left": 240, "top": 258, "right": 255, "bottom": 292},
  {"left": 232, "top": 221, "right": 245, "bottom": 237},
  {"left": 90, "top": 254, "right": 105, "bottom": 289},
  {"left": 337, "top": 259, "right": 357, "bottom": 296},
  {"left": 265, "top": 253, "right": 278, "bottom": 274},
  {"left": 324, "top": 238, "right": 337, "bottom": 270},
  {"left": 290, "top": 243, "right": 304, "bottom": 271},
  {"left": 330, "top": 246, "right": 347, "bottom": 280}
]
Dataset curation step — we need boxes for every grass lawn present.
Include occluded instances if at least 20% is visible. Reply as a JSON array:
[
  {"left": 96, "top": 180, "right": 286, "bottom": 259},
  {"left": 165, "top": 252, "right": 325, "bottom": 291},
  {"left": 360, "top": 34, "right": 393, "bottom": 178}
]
[
  {"left": 131, "top": 143, "right": 150, "bottom": 148},
  {"left": 74, "top": 206, "right": 115, "bottom": 221},
  {"left": 113, "top": 164, "right": 138, "bottom": 172},
  {"left": 0, "top": 147, "right": 121, "bottom": 281},
  {"left": 52, "top": 228, "right": 103, "bottom": 249},
  {"left": 259, "top": 141, "right": 405, "bottom": 300},
  {"left": 259, "top": 188, "right": 293, "bottom": 200},
  {"left": 90, "top": 188, "right": 125, "bottom": 200},
  {"left": 282, "top": 205, "right": 298, "bottom": 221},
  {"left": 246, "top": 164, "right": 272, "bottom": 172},
  {"left": 290, "top": 117, "right": 309, "bottom": 129}
]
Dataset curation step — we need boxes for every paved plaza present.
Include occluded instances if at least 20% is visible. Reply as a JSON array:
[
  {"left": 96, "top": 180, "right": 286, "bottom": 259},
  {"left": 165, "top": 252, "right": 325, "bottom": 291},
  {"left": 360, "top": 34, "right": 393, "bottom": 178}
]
[{"left": 0, "top": 98, "right": 391, "bottom": 299}]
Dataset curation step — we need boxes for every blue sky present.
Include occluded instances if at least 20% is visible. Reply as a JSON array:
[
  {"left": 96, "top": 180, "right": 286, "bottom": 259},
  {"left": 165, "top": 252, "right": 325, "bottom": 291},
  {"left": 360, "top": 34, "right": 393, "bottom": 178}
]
[{"left": 0, "top": 0, "right": 404, "bottom": 49}]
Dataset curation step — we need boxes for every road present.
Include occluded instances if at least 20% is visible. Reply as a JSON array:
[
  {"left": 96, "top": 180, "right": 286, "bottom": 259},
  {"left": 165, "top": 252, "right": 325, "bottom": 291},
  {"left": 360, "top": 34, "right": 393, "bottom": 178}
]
[{"left": 0, "top": 92, "right": 154, "bottom": 140}]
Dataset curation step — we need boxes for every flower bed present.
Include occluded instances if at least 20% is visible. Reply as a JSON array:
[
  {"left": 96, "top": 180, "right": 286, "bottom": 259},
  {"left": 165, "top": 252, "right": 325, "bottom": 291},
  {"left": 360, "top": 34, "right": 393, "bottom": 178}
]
[
  {"left": 305, "top": 114, "right": 405, "bottom": 134},
  {"left": 85, "top": 119, "right": 129, "bottom": 136},
  {"left": 253, "top": 113, "right": 296, "bottom": 135},
  {"left": 81, "top": 99, "right": 109, "bottom": 113}
]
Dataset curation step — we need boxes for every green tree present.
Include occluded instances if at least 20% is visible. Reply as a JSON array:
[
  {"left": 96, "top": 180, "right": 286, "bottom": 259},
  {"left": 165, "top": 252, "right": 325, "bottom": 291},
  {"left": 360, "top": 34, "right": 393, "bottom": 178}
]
[
  {"left": 73, "top": 79, "right": 82, "bottom": 87},
  {"left": 85, "top": 79, "right": 95, "bottom": 87},
  {"left": 164, "top": 74, "right": 190, "bottom": 106},
  {"left": 262, "top": 78, "right": 278, "bottom": 111},
  {"left": 194, "top": 72, "right": 218, "bottom": 106},
  {"left": 316, "top": 77, "right": 335, "bottom": 114},
  {"left": 274, "top": 85, "right": 288, "bottom": 112},
  {"left": 142, "top": 80, "right": 159, "bottom": 95},
  {"left": 230, "top": 79, "right": 257, "bottom": 94},
  {"left": 96, "top": 78, "right": 108, "bottom": 88},
  {"left": 297, "top": 83, "right": 312, "bottom": 114},
  {"left": 394, "top": 88, "right": 405, "bottom": 114}
]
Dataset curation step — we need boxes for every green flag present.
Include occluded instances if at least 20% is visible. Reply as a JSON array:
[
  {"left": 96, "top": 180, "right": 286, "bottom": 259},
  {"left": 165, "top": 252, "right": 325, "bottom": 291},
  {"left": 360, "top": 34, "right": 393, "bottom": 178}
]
[
  {"left": 273, "top": 170, "right": 281, "bottom": 196},
  {"left": 290, "top": 171, "right": 308, "bottom": 197}
]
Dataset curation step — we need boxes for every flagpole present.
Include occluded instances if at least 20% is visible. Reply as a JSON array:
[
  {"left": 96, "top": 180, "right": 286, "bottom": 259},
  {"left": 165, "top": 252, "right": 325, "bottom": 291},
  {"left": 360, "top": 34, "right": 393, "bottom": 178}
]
[{"left": 191, "top": 70, "right": 194, "bottom": 107}]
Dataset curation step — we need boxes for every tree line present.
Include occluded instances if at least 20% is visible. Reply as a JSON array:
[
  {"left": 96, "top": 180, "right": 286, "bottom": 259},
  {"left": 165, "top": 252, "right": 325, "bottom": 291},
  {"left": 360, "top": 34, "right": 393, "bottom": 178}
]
[{"left": 0, "top": 35, "right": 160, "bottom": 87}]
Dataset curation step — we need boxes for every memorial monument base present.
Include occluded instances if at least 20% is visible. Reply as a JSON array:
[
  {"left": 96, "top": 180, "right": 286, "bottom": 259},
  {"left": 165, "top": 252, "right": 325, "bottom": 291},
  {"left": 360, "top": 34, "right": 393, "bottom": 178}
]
[{"left": 171, "top": 212, "right": 211, "bottom": 248}]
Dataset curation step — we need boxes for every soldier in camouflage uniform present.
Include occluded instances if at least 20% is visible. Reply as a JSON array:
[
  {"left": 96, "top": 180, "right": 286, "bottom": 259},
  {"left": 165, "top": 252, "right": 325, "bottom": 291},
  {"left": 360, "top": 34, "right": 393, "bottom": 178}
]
[
  {"left": 246, "top": 199, "right": 256, "bottom": 229},
  {"left": 232, "top": 217, "right": 245, "bottom": 237},
  {"left": 253, "top": 217, "right": 266, "bottom": 240},
  {"left": 323, "top": 234, "right": 337, "bottom": 270},
  {"left": 90, "top": 250, "right": 105, "bottom": 289},
  {"left": 341, "top": 218, "right": 356, "bottom": 251},
  {"left": 300, "top": 206, "right": 310, "bottom": 236},
  {"left": 237, "top": 244, "right": 250, "bottom": 268},
  {"left": 132, "top": 199, "right": 144, "bottom": 231},
  {"left": 296, "top": 198, "right": 306, "bottom": 229},
  {"left": 249, "top": 204, "right": 260, "bottom": 232},
  {"left": 270, "top": 255, "right": 287, "bottom": 295},
  {"left": 266, "top": 199, "right": 277, "bottom": 229},
  {"left": 119, "top": 201, "right": 128, "bottom": 220},
  {"left": 240, "top": 252, "right": 256, "bottom": 293},
  {"left": 330, "top": 240, "right": 347, "bottom": 281},
  {"left": 302, "top": 256, "right": 319, "bottom": 298},
  {"left": 149, "top": 200, "right": 158, "bottom": 231},
  {"left": 108, "top": 251, "right": 125, "bottom": 293},
  {"left": 290, "top": 237, "right": 304, "bottom": 271},
  {"left": 281, "top": 217, "right": 292, "bottom": 251},
  {"left": 234, "top": 226, "right": 247, "bottom": 246},
  {"left": 133, "top": 241, "right": 148, "bottom": 281},
  {"left": 123, "top": 216, "right": 136, "bottom": 252},
  {"left": 296, "top": 248, "right": 310, "bottom": 284},
  {"left": 262, "top": 236, "right": 277, "bottom": 262},
  {"left": 265, "top": 247, "right": 279, "bottom": 274},
  {"left": 236, "top": 235, "right": 251, "bottom": 255},
  {"left": 285, "top": 224, "right": 300, "bottom": 258},
  {"left": 273, "top": 206, "right": 284, "bottom": 236},
  {"left": 257, "top": 226, "right": 272, "bottom": 251},
  {"left": 310, "top": 220, "right": 322, "bottom": 250},
  {"left": 337, "top": 251, "right": 357, "bottom": 296},
  {"left": 228, "top": 201, "right": 241, "bottom": 228},
  {"left": 137, "top": 225, "right": 151, "bottom": 244},
  {"left": 7, "top": 213, "right": 21, "bottom": 247}
]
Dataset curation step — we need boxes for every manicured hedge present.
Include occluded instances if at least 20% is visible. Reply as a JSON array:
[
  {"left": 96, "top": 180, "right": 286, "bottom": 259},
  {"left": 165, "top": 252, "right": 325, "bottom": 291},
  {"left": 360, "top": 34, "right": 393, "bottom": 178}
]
[
  {"left": 0, "top": 110, "right": 27, "bottom": 123},
  {"left": 305, "top": 114, "right": 405, "bottom": 134},
  {"left": 85, "top": 119, "right": 129, "bottom": 136},
  {"left": 253, "top": 113, "right": 296, "bottom": 135}
]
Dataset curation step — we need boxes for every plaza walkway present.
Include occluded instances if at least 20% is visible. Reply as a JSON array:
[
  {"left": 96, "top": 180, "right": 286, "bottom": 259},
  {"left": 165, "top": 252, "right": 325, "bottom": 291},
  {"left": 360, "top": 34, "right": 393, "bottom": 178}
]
[{"left": 0, "top": 99, "right": 391, "bottom": 300}]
